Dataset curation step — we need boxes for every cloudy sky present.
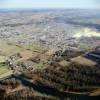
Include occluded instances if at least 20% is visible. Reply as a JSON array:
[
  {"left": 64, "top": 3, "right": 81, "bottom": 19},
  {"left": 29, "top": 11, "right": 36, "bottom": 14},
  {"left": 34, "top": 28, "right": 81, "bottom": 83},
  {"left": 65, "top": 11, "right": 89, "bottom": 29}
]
[{"left": 0, "top": 0, "right": 99, "bottom": 9}]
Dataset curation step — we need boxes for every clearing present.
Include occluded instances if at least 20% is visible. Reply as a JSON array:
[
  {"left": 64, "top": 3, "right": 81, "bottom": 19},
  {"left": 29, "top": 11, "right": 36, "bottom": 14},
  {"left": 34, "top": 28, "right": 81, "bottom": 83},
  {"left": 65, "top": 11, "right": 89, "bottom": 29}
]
[{"left": 71, "top": 56, "right": 96, "bottom": 66}]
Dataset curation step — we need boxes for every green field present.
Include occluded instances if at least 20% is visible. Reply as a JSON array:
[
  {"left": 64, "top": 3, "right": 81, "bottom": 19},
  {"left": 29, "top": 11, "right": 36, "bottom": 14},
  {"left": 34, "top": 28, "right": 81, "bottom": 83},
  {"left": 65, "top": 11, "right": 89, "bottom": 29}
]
[
  {"left": 23, "top": 44, "right": 48, "bottom": 53},
  {"left": 0, "top": 40, "right": 23, "bottom": 56},
  {"left": 71, "top": 56, "right": 96, "bottom": 66},
  {"left": 35, "top": 62, "right": 48, "bottom": 69},
  {"left": 59, "top": 60, "right": 70, "bottom": 67},
  {"left": 0, "top": 63, "right": 13, "bottom": 79},
  {"left": 0, "top": 56, "right": 6, "bottom": 63}
]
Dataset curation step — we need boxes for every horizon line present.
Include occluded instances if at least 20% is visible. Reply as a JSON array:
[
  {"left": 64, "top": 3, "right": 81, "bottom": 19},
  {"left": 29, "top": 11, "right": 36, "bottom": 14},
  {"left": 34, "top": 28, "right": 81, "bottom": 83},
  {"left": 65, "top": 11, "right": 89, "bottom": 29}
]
[{"left": 0, "top": 8, "right": 100, "bottom": 10}]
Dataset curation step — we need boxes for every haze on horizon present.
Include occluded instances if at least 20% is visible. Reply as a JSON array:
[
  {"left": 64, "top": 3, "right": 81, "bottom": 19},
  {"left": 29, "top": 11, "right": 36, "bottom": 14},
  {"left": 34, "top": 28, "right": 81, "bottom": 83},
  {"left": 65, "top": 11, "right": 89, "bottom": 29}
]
[{"left": 0, "top": 0, "right": 100, "bottom": 9}]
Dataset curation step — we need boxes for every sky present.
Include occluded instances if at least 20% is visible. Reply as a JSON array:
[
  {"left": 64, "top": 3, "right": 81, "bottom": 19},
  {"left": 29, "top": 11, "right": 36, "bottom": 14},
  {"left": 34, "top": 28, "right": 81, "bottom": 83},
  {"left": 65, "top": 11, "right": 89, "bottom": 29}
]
[{"left": 0, "top": 0, "right": 99, "bottom": 9}]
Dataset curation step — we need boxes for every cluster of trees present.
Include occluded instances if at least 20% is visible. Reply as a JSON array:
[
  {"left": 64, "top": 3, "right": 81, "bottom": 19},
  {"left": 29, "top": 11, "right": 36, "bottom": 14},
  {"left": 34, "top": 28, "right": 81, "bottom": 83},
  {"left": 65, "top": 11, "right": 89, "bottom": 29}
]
[
  {"left": 32, "top": 62, "right": 100, "bottom": 92},
  {"left": 21, "top": 72, "right": 33, "bottom": 79},
  {"left": 0, "top": 89, "right": 6, "bottom": 100},
  {"left": 1, "top": 60, "right": 100, "bottom": 99},
  {"left": 61, "top": 49, "right": 84, "bottom": 58},
  {"left": 0, "top": 78, "right": 21, "bottom": 89},
  {"left": 0, "top": 89, "right": 57, "bottom": 100},
  {"left": 3, "top": 96, "right": 56, "bottom": 100}
]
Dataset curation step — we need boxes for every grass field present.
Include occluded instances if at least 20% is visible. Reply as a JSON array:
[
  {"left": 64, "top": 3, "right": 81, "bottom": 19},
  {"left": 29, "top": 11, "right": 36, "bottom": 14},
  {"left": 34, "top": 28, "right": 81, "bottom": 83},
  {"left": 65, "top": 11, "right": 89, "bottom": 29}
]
[
  {"left": 35, "top": 62, "right": 48, "bottom": 69},
  {"left": 23, "top": 44, "right": 48, "bottom": 53},
  {"left": 71, "top": 56, "right": 96, "bottom": 66},
  {"left": 0, "top": 63, "right": 13, "bottom": 79},
  {"left": 0, "top": 40, "right": 23, "bottom": 56},
  {"left": 59, "top": 60, "right": 70, "bottom": 67},
  {"left": 0, "top": 56, "right": 6, "bottom": 63}
]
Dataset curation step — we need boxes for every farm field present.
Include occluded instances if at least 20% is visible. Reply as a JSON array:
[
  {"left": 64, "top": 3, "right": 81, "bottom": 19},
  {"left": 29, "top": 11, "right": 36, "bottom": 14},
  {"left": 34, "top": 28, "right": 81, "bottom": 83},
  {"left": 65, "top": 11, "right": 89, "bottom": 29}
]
[
  {"left": 0, "top": 56, "right": 6, "bottom": 63},
  {"left": 0, "top": 63, "right": 12, "bottom": 79},
  {"left": 71, "top": 56, "right": 96, "bottom": 66},
  {"left": 0, "top": 40, "right": 23, "bottom": 56}
]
